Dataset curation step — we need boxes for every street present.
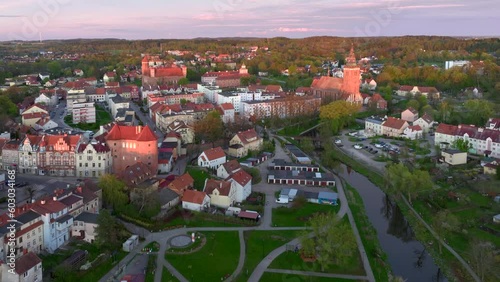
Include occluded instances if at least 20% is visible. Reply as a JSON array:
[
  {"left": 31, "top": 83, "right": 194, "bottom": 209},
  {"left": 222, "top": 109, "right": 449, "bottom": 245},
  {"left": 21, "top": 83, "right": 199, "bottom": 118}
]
[{"left": 129, "top": 102, "right": 164, "bottom": 140}]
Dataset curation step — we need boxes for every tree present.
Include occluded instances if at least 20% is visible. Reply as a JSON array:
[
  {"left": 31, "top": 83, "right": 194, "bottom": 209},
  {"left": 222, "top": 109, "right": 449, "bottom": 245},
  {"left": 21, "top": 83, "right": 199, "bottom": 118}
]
[
  {"left": 0, "top": 95, "right": 18, "bottom": 117},
  {"left": 385, "top": 163, "right": 433, "bottom": 204},
  {"left": 300, "top": 138, "right": 315, "bottom": 154},
  {"left": 178, "top": 77, "right": 189, "bottom": 86},
  {"left": 47, "top": 61, "right": 62, "bottom": 77},
  {"left": 463, "top": 99, "right": 494, "bottom": 125},
  {"left": 468, "top": 239, "right": 498, "bottom": 281},
  {"left": 24, "top": 186, "right": 37, "bottom": 203},
  {"left": 98, "top": 174, "right": 128, "bottom": 210},
  {"left": 240, "top": 75, "right": 257, "bottom": 86},
  {"left": 452, "top": 138, "right": 472, "bottom": 152},
  {"left": 300, "top": 213, "right": 357, "bottom": 272},
  {"left": 432, "top": 210, "right": 459, "bottom": 254},
  {"left": 95, "top": 209, "right": 121, "bottom": 250},
  {"left": 194, "top": 110, "right": 224, "bottom": 146},
  {"left": 406, "top": 99, "right": 420, "bottom": 111},
  {"left": 319, "top": 100, "right": 360, "bottom": 134}
]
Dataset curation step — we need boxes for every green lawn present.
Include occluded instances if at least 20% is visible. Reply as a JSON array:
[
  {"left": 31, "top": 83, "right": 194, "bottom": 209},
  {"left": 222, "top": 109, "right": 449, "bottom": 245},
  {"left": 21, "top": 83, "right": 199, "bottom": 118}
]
[
  {"left": 145, "top": 254, "right": 157, "bottom": 282},
  {"left": 269, "top": 244, "right": 365, "bottom": 276},
  {"left": 79, "top": 251, "right": 128, "bottom": 282},
  {"left": 259, "top": 272, "right": 361, "bottom": 282},
  {"left": 64, "top": 105, "right": 112, "bottom": 131},
  {"left": 186, "top": 167, "right": 211, "bottom": 191},
  {"left": 162, "top": 267, "right": 180, "bottom": 282},
  {"left": 235, "top": 230, "right": 303, "bottom": 282},
  {"left": 272, "top": 203, "right": 340, "bottom": 227},
  {"left": 165, "top": 232, "right": 240, "bottom": 282}
]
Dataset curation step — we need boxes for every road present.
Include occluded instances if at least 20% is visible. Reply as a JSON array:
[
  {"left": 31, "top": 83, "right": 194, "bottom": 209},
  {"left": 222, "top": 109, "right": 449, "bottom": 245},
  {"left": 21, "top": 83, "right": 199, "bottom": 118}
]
[{"left": 129, "top": 102, "right": 163, "bottom": 140}]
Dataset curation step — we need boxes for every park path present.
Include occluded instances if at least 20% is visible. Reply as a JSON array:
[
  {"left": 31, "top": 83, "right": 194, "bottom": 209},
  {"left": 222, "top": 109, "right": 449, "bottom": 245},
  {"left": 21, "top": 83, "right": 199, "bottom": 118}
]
[{"left": 266, "top": 269, "right": 369, "bottom": 280}]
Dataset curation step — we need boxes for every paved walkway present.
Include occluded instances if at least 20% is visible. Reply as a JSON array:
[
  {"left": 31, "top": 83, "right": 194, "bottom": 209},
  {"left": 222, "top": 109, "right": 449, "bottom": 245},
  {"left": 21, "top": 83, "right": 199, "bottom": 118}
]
[
  {"left": 266, "top": 269, "right": 369, "bottom": 280},
  {"left": 225, "top": 230, "right": 246, "bottom": 282}
]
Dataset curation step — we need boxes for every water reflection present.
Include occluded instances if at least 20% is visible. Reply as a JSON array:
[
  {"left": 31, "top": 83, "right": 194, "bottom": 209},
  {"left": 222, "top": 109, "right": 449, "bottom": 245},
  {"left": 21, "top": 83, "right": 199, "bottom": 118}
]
[{"left": 339, "top": 165, "right": 447, "bottom": 282}]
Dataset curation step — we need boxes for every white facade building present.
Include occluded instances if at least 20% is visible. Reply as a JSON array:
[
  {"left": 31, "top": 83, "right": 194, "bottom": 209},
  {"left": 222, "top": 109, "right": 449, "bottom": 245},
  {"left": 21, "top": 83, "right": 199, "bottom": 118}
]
[
  {"left": 72, "top": 102, "right": 96, "bottom": 124},
  {"left": 364, "top": 116, "right": 386, "bottom": 137}
]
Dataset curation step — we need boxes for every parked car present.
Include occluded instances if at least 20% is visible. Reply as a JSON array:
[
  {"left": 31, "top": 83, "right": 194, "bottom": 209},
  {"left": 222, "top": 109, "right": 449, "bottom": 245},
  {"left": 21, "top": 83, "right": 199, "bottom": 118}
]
[
  {"left": 374, "top": 143, "right": 383, "bottom": 148},
  {"left": 354, "top": 144, "right": 363, "bottom": 149},
  {"left": 372, "top": 150, "right": 378, "bottom": 154},
  {"left": 348, "top": 132, "right": 358, "bottom": 137},
  {"left": 335, "top": 139, "right": 342, "bottom": 144}
]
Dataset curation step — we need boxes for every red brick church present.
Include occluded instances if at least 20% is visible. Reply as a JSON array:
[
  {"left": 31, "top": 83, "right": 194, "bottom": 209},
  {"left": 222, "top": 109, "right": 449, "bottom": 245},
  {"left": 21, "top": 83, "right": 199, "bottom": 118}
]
[{"left": 311, "top": 45, "right": 363, "bottom": 104}]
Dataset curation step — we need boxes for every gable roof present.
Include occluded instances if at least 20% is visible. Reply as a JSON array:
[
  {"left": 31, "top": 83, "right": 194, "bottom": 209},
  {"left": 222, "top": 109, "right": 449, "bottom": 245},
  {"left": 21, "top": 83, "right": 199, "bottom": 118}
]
[
  {"left": 436, "top": 123, "right": 458, "bottom": 136},
  {"left": 204, "top": 179, "right": 232, "bottom": 196},
  {"left": 235, "top": 129, "right": 260, "bottom": 144},
  {"left": 106, "top": 124, "right": 157, "bottom": 142},
  {"left": 182, "top": 190, "right": 208, "bottom": 205},
  {"left": 119, "top": 162, "right": 154, "bottom": 187},
  {"left": 407, "top": 125, "right": 422, "bottom": 132},
  {"left": 404, "top": 107, "right": 418, "bottom": 115},
  {"left": 221, "top": 160, "right": 241, "bottom": 175},
  {"left": 228, "top": 169, "right": 252, "bottom": 186},
  {"left": 157, "top": 188, "right": 180, "bottom": 206},
  {"left": 220, "top": 103, "right": 234, "bottom": 111},
  {"left": 14, "top": 252, "right": 42, "bottom": 275},
  {"left": 310, "top": 76, "right": 343, "bottom": 90},
  {"left": 420, "top": 113, "right": 434, "bottom": 124},
  {"left": 168, "top": 173, "right": 194, "bottom": 195},
  {"left": 383, "top": 117, "right": 408, "bottom": 130},
  {"left": 201, "top": 147, "right": 225, "bottom": 161}
]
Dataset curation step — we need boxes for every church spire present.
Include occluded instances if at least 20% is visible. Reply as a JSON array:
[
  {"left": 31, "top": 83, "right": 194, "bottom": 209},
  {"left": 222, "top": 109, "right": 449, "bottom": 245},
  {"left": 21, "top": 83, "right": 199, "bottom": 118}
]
[{"left": 345, "top": 43, "right": 357, "bottom": 67}]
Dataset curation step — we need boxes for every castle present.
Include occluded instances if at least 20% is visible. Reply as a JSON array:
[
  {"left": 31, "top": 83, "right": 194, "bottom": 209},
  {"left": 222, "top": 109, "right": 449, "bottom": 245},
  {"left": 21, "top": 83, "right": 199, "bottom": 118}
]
[
  {"left": 311, "top": 45, "right": 363, "bottom": 104},
  {"left": 141, "top": 55, "right": 187, "bottom": 85}
]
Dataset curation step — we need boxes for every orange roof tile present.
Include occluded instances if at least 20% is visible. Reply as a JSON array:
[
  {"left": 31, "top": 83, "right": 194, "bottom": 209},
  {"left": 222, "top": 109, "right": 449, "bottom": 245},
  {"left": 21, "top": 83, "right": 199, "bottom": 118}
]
[
  {"left": 182, "top": 190, "right": 208, "bottom": 205},
  {"left": 202, "top": 147, "right": 226, "bottom": 161}
]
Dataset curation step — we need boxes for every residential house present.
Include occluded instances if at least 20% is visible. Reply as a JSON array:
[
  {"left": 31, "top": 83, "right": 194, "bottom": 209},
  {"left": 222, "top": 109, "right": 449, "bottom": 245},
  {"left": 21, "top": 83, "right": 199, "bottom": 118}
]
[
  {"left": 381, "top": 117, "right": 409, "bottom": 138},
  {"left": 198, "top": 147, "right": 226, "bottom": 169},
  {"left": 104, "top": 124, "right": 158, "bottom": 174},
  {"left": 21, "top": 104, "right": 49, "bottom": 127},
  {"left": 156, "top": 188, "right": 180, "bottom": 216},
  {"left": 441, "top": 149, "right": 467, "bottom": 166},
  {"left": 76, "top": 140, "right": 112, "bottom": 177},
  {"left": 1, "top": 140, "right": 20, "bottom": 170},
  {"left": 396, "top": 85, "right": 440, "bottom": 99},
  {"left": 0, "top": 252, "right": 42, "bottom": 282},
  {"left": 0, "top": 210, "right": 44, "bottom": 259},
  {"left": 18, "top": 135, "right": 42, "bottom": 175},
  {"left": 201, "top": 64, "right": 249, "bottom": 88},
  {"left": 226, "top": 169, "right": 252, "bottom": 203},
  {"left": 413, "top": 113, "right": 435, "bottom": 133},
  {"left": 74, "top": 69, "right": 84, "bottom": 76},
  {"left": 119, "top": 162, "right": 158, "bottom": 201},
  {"left": 369, "top": 93, "right": 387, "bottom": 110},
  {"left": 403, "top": 125, "right": 423, "bottom": 140},
  {"left": 167, "top": 173, "right": 194, "bottom": 196},
  {"left": 217, "top": 160, "right": 241, "bottom": 179},
  {"left": 485, "top": 118, "right": 500, "bottom": 130},
  {"left": 181, "top": 190, "right": 210, "bottom": 212},
  {"left": 219, "top": 103, "right": 235, "bottom": 124},
  {"left": 361, "top": 78, "right": 377, "bottom": 90},
  {"left": 71, "top": 212, "right": 98, "bottom": 244},
  {"left": 34, "top": 92, "right": 57, "bottom": 106},
  {"left": 203, "top": 179, "right": 236, "bottom": 208},
  {"left": 435, "top": 123, "right": 459, "bottom": 148},
  {"left": 33, "top": 117, "right": 58, "bottom": 131},
  {"left": 30, "top": 197, "right": 73, "bottom": 253},
  {"left": 483, "top": 160, "right": 498, "bottom": 175},
  {"left": 73, "top": 181, "right": 102, "bottom": 214},
  {"left": 401, "top": 107, "right": 419, "bottom": 123},
  {"left": 103, "top": 72, "right": 116, "bottom": 82},
  {"left": 158, "top": 151, "right": 173, "bottom": 174},
  {"left": 364, "top": 116, "right": 386, "bottom": 137},
  {"left": 228, "top": 129, "right": 263, "bottom": 158}
]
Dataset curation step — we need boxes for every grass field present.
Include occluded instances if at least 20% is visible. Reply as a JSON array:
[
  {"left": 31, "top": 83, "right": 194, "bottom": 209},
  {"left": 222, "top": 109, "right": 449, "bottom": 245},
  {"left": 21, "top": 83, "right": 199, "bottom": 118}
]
[
  {"left": 235, "top": 230, "right": 303, "bottom": 282},
  {"left": 165, "top": 232, "right": 240, "bottom": 282},
  {"left": 259, "top": 272, "right": 362, "bottom": 282},
  {"left": 162, "top": 267, "right": 180, "bottom": 282},
  {"left": 186, "top": 167, "right": 211, "bottom": 191},
  {"left": 272, "top": 203, "right": 340, "bottom": 227}
]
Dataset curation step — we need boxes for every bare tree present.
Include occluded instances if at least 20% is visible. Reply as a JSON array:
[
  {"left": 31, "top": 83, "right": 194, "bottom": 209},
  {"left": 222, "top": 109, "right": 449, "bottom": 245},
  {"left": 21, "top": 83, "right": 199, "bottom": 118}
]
[
  {"left": 25, "top": 186, "right": 37, "bottom": 203},
  {"left": 468, "top": 239, "right": 498, "bottom": 282}
]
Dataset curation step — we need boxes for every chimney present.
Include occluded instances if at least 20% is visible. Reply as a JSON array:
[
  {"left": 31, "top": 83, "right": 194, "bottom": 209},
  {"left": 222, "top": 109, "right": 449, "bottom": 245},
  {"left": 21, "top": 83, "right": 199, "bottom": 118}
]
[
  {"left": 41, "top": 200, "right": 46, "bottom": 205},
  {"left": 76, "top": 186, "right": 82, "bottom": 193},
  {"left": 53, "top": 196, "right": 57, "bottom": 201}
]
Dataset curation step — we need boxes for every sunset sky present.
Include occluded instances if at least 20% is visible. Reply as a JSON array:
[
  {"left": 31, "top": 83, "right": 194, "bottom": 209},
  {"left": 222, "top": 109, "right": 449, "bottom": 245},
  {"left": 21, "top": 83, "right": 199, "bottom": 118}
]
[{"left": 0, "top": 0, "right": 498, "bottom": 41}]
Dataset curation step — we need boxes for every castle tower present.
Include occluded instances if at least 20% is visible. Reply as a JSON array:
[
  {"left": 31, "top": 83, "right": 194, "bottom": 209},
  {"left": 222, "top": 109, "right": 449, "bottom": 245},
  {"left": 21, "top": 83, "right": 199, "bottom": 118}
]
[
  {"left": 341, "top": 44, "right": 362, "bottom": 103},
  {"left": 141, "top": 55, "right": 150, "bottom": 77}
]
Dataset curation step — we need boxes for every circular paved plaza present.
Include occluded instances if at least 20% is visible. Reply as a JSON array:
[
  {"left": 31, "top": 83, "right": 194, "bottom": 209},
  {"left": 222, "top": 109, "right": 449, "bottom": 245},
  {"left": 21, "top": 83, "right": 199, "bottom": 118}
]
[{"left": 169, "top": 235, "right": 192, "bottom": 248}]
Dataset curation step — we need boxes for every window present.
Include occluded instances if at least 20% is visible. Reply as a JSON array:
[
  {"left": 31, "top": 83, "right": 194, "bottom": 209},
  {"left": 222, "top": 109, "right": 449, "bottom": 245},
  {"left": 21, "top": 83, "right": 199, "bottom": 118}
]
[
  {"left": 27, "top": 242, "right": 31, "bottom": 248},
  {"left": 19, "top": 237, "right": 22, "bottom": 243},
  {"left": 23, "top": 272, "right": 28, "bottom": 277},
  {"left": 27, "top": 233, "right": 30, "bottom": 239}
]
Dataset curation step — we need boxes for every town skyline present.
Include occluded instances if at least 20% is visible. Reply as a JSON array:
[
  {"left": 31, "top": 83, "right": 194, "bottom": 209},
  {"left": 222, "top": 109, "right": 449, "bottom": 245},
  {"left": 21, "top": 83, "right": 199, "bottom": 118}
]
[{"left": 0, "top": 0, "right": 499, "bottom": 41}]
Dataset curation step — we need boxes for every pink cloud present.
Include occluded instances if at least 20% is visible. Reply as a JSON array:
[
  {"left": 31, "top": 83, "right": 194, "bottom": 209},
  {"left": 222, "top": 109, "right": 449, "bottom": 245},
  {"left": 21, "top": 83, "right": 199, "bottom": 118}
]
[
  {"left": 193, "top": 13, "right": 217, "bottom": 20},
  {"left": 397, "top": 4, "right": 466, "bottom": 10}
]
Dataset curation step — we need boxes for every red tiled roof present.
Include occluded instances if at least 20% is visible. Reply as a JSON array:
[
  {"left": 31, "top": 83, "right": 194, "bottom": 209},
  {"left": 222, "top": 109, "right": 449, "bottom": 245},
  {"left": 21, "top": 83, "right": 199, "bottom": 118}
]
[
  {"left": 22, "top": 112, "right": 46, "bottom": 120},
  {"left": 2, "top": 140, "right": 20, "bottom": 150},
  {"left": 168, "top": 173, "right": 194, "bottom": 195},
  {"left": 182, "top": 190, "right": 207, "bottom": 205},
  {"left": 310, "top": 76, "right": 343, "bottom": 90},
  {"left": 105, "top": 72, "right": 115, "bottom": 78},
  {"left": 295, "top": 87, "right": 311, "bottom": 94},
  {"left": 106, "top": 124, "right": 157, "bottom": 142},
  {"left": 204, "top": 179, "right": 232, "bottom": 196},
  {"left": 405, "top": 107, "right": 418, "bottom": 115},
  {"left": 220, "top": 103, "right": 234, "bottom": 111},
  {"left": 31, "top": 197, "right": 67, "bottom": 214},
  {"left": 152, "top": 66, "right": 184, "bottom": 77},
  {"left": 14, "top": 252, "right": 42, "bottom": 275},
  {"left": 221, "top": 160, "right": 241, "bottom": 175},
  {"left": 236, "top": 129, "right": 260, "bottom": 145},
  {"left": 228, "top": 169, "right": 252, "bottom": 186},
  {"left": 436, "top": 123, "right": 458, "bottom": 135},
  {"left": 105, "top": 81, "right": 120, "bottom": 87},
  {"left": 383, "top": 117, "right": 408, "bottom": 130},
  {"left": 408, "top": 125, "right": 422, "bottom": 131},
  {"left": 420, "top": 113, "right": 434, "bottom": 124},
  {"left": 119, "top": 162, "right": 154, "bottom": 187},
  {"left": 23, "top": 103, "right": 48, "bottom": 114},
  {"left": 201, "top": 147, "right": 226, "bottom": 161}
]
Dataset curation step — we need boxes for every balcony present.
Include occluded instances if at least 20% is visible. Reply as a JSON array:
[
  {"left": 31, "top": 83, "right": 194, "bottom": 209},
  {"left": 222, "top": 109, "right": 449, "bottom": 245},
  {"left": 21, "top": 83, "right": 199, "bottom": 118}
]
[{"left": 55, "top": 214, "right": 73, "bottom": 231}]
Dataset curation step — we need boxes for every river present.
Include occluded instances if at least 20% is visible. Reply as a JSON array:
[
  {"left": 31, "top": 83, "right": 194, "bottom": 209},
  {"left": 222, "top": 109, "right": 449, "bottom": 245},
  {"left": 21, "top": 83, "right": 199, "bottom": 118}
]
[{"left": 338, "top": 164, "right": 447, "bottom": 282}]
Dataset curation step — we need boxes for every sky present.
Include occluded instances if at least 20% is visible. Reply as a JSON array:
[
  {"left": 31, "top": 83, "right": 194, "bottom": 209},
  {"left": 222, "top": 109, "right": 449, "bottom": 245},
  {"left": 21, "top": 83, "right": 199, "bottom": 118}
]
[{"left": 0, "top": 0, "right": 498, "bottom": 41}]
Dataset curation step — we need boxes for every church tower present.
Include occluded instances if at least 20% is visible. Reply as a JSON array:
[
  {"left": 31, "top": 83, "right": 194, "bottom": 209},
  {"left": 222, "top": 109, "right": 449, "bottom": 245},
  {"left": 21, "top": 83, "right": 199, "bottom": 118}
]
[
  {"left": 341, "top": 44, "right": 362, "bottom": 103},
  {"left": 141, "top": 55, "right": 151, "bottom": 77}
]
